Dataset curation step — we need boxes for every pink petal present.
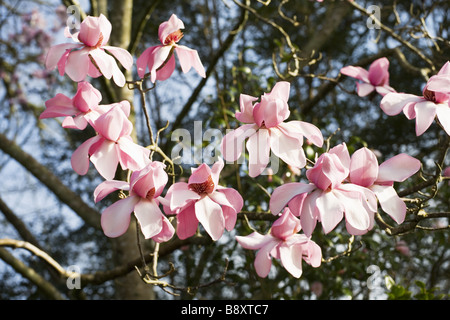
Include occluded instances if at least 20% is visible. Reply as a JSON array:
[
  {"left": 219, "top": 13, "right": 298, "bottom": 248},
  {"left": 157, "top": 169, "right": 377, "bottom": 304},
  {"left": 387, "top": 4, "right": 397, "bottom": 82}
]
[
  {"left": 149, "top": 45, "right": 173, "bottom": 82},
  {"left": 371, "top": 185, "right": 406, "bottom": 224},
  {"left": 94, "top": 180, "right": 130, "bottom": 203},
  {"left": 349, "top": 147, "right": 379, "bottom": 187},
  {"left": 376, "top": 153, "right": 421, "bottom": 183},
  {"left": 101, "top": 196, "right": 140, "bottom": 238},
  {"left": 72, "top": 81, "right": 102, "bottom": 113},
  {"left": 136, "top": 46, "right": 156, "bottom": 78},
  {"left": 90, "top": 141, "right": 119, "bottom": 180},
  {"left": 278, "top": 121, "right": 324, "bottom": 147},
  {"left": 189, "top": 163, "right": 212, "bottom": 185},
  {"left": 426, "top": 75, "right": 450, "bottom": 93},
  {"left": 78, "top": 16, "right": 103, "bottom": 47},
  {"left": 315, "top": 190, "right": 344, "bottom": 234},
  {"left": 117, "top": 136, "right": 150, "bottom": 172},
  {"left": 158, "top": 14, "right": 185, "bottom": 44},
  {"left": 235, "top": 232, "right": 270, "bottom": 250},
  {"left": 134, "top": 199, "right": 163, "bottom": 239},
  {"left": 166, "top": 182, "right": 201, "bottom": 211},
  {"left": 375, "top": 85, "right": 396, "bottom": 96},
  {"left": 246, "top": 128, "right": 270, "bottom": 177},
  {"left": 380, "top": 92, "right": 422, "bottom": 116},
  {"left": 71, "top": 135, "right": 103, "bottom": 175},
  {"left": 253, "top": 239, "right": 279, "bottom": 278},
  {"left": 45, "top": 43, "right": 83, "bottom": 70},
  {"left": 266, "top": 81, "right": 290, "bottom": 102},
  {"left": 221, "top": 124, "right": 258, "bottom": 162},
  {"left": 210, "top": 188, "right": 243, "bottom": 230},
  {"left": 62, "top": 115, "right": 88, "bottom": 130},
  {"left": 436, "top": 103, "right": 450, "bottom": 135},
  {"left": 103, "top": 46, "right": 133, "bottom": 70},
  {"left": 154, "top": 54, "right": 176, "bottom": 81},
  {"left": 270, "top": 182, "right": 316, "bottom": 215},
  {"left": 269, "top": 126, "right": 306, "bottom": 169},
  {"left": 175, "top": 46, "right": 206, "bottom": 78},
  {"left": 333, "top": 187, "right": 371, "bottom": 234},
  {"left": 130, "top": 161, "right": 167, "bottom": 199},
  {"left": 299, "top": 189, "right": 321, "bottom": 237},
  {"left": 152, "top": 214, "right": 175, "bottom": 243},
  {"left": 235, "top": 94, "right": 258, "bottom": 123},
  {"left": 340, "top": 65, "right": 370, "bottom": 82},
  {"left": 414, "top": 100, "right": 437, "bottom": 136},
  {"left": 98, "top": 14, "right": 112, "bottom": 45},
  {"left": 210, "top": 157, "right": 225, "bottom": 191},
  {"left": 368, "top": 57, "right": 389, "bottom": 86},
  {"left": 279, "top": 243, "right": 304, "bottom": 278},
  {"left": 40, "top": 93, "right": 77, "bottom": 119},
  {"left": 195, "top": 196, "right": 225, "bottom": 241},
  {"left": 89, "top": 48, "right": 126, "bottom": 87},
  {"left": 65, "top": 47, "right": 91, "bottom": 82},
  {"left": 356, "top": 82, "right": 375, "bottom": 97},
  {"left": 176, "top": 203, "right": 199, "bottom": 240}
]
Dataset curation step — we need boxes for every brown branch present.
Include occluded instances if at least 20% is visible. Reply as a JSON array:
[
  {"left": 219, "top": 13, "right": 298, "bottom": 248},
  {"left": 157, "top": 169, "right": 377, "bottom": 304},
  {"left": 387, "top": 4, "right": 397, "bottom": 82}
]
[{"left": 0, "top": 132, "right": 101, "bottom": 229}]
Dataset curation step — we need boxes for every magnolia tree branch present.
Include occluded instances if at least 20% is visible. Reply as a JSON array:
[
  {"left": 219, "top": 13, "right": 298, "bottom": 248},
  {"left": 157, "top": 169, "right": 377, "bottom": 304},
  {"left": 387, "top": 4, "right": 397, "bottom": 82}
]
[{"left": 0, "top": 133, "right": 101, "bottom": 229}]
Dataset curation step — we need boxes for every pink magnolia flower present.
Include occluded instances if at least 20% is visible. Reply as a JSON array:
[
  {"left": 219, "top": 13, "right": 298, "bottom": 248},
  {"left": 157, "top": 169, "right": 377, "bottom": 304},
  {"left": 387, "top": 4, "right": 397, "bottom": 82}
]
[
  {"left": 348, "top": 148, "right": 421, "bottom": 224},
  {"left": 270, "top": 143, "right": 378, "bottom": 236},
  {"left": 136, "top": 14, "right": 206, "bottom": 83},
  {"left": 162, "top": 158, "right": 243, "bottom": 241},
  {"left": 236, "top": 208, "right": 322, "bottom": 278},
  {"left": 94, "top": 161, "right": 174, "bottom": 241},
  {"left": 40, "top": 81, "right": 130, "bottom": 130},
  {"left": 71, "top": 106, "right": 150, "bottom": 180},
  {"left": 45, "top": 14, "right": 133, "bottom": 87},
  {"left": 221, "top": 81, "right": 323, "bottom": 177},
  {"left": 340, "top": 57, "right": 396, "bottom": 97},
  {"left": 380, "top": 61, "right": 450, "bottom": 136}
]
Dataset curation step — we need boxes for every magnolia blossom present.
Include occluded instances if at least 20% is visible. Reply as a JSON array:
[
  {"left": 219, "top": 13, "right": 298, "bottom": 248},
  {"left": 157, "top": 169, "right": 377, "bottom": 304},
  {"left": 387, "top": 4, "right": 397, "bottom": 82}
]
[
  {"left": 236, "top": 208, "right": 322, "bottom": 278},
  {"left": 162, "top": 158, "right": 243, "bottom": 241},
  {"left": 136, "top": 14, "right": 206, "bottom": 83},
  {"left": 270, "top": 143, "right": 378, "bottom": 236},
  {"left": 71, "top": 106, "right": 150, "bottom": 180},
  {"left": 94, "top": 161, "right": 174, "bottom": 241},
  {"left": 380, "top": 61, "right": 450, "bottom": 136},
  {"left": 40, "top": 81, "right": 131, "bottom": 130},
  {"left": 348, "top": 148, "right": 421, "bottom": 224},
  {"left": 340, "top": 57, "right": 396, "bottom": 97},
  {"left": 221, "top": 81, "right": 323, "bottom": 177},
  {"left": 45, "top": 14, "right": 133, "bottom": 87}
]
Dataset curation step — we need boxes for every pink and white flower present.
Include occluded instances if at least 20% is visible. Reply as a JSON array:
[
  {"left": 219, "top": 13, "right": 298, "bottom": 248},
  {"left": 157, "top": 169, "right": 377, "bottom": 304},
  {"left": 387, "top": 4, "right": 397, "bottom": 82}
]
[
  {"left": 136, "top": 14, "right": 206, "bottom": 83},
  {"left": 94, "top": 161, "right": 174, "bottom": 241},
  {"left": 40, "top": 81, "right": 130, "bottom": 130},
  {"left": 71, "top": 106, "right": 150, "bottom": 180},
  {"left": 270, "top": 143, "right": 378, "bottom": 236},
  {"left": 236, "top": 208, "right": 322, "bottom": 278},
  {"left": 45, "top": 14, "right": 133, "bottom": 87},
  {"left": 380, "top": 61, "right": 450, "bottom": 136},
  {"left": 348, "top": 148, "right": 421, "bottom": 224},
  {"left": 162, "top": 158, "right": 243, "bottom": 241},
  {"left": 340, "top": 57, "right": 396, "bottom": 97},
  {"left": 221, "top": 81, "right": 323, "bottom": 177}
]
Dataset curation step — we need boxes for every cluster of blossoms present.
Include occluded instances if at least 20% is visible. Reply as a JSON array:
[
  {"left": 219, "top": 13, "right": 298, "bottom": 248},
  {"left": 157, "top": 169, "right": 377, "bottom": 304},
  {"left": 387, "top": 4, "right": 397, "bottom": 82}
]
[{"left": 40, "top": 11, "right": 445, "bottom": 280}]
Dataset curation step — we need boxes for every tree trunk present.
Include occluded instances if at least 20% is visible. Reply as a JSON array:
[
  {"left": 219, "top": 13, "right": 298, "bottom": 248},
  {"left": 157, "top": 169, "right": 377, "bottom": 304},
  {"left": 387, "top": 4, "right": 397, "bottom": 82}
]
[{"left": 107, "top": 0, "right": 155, "bottom": 300}]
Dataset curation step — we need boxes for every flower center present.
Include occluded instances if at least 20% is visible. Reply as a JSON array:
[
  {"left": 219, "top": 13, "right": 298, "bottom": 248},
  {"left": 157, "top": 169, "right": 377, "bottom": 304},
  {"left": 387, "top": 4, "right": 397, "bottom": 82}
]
[
  {"left": 145, "top": 187, "right": 156, "bottom": 200},
  {"left": 188, "top": 175, "right": 215, "bottom": 195},
  {"left": 423, "top": 88, "right": 436, "bottom": 102},
  {"left": 164, "top": 30, "right": 183, "bottom": 45},
  {"left": 94, "top": 33, "right": 104, "bottom": 48}
]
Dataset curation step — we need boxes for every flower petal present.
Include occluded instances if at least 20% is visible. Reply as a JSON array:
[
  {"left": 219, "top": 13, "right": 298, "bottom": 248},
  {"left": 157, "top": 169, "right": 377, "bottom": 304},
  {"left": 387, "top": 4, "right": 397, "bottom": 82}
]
[
  {"left": 45, "top": 43, "right": 83, "bottom": 70},
  {"left": 278, "top": 121, "right": 324, "bottom": 147},
  {"left": 176, "top": 202, "right": 199, "bottom": 240},
  {"left": 279, "top": 243, "right": 303, "bottom": 278},
  {"left": 246, "top": 128, "right": 270, "bottom": 177},
  {"left": 414, "top": 100, "right": 437, "bottom": 136},
  {"left": 371, "top": 185, "right": 406, "bottom": 224},
  {"left": 103, "top": 46, "right": 133, "bottom": 70},
  {"left": 235, "top": 94, "right": 258, "bottom": 123},
  {"left": 368, "top": 57, "right": 389, "bottom": 86},
  {"left": 195, "top": 195, "right": 225, "bottom": 241},
  {"left": 270, "top": 182, "right": 315, "bottom": 216},
  {"left": 436, "top": 103, "right": 450, "bottom": 135},
  {"left": 340, "top": 65, "right": 370, "bottom": 82},
  {"left": 356, "top": 82, "right": 375, "bottom": 97},
  {"left": 71, "top": 135, "right": 102, "bottom": 175},
  {"left": 40, "top": 93, "right": 77, "bottom": 119},
  {"left": 65, "top": 47, "right": 91, "bottom": 82},
  {"left": 221, "top": 124, "right": 258, "bottom": 162},
  {"left": 94, "top": 180, "right": 130, "bottom": 203},
  {"left": 175, "top": 46, "right": 206, "bottom": 78},
  {"left": 101, "top": 196, "right": 140, "bottom": 238},
  {"left": 349, "top": 147, "right": 379, "bottom": 187},
  {"left": 315, "top": 190, "right": 344, "bottom": 234},
  {"left": 380, "top": 92, "right": 422, "bottom": 116},
  {"left": 269, "top": 126, "right": 306, "bottom": 169},
  {"left": 134, "top": 199, "right": 163, "bottom": 239},
  {"left": 376, "top": 153, "right": 421, "bottom": 183}
]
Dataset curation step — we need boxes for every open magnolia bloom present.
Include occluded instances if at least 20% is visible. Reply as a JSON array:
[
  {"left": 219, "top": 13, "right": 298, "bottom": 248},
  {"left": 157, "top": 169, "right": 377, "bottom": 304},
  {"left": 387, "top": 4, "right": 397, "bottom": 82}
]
[
  {"left": 270, "top": 143, "right": 378, "bottom": 236},
  {"left": 340, "top": 57, "right": 396, "bottom": 97},
  {"left": 348, "top": 148, "right": 421, "bottom": 224},
  {"left": 71, "top": 106, "right": 150, "bottom": 180},
  {"left": 40, "top": 81, "right": 130, "bottom": 130},
  {"left": 221, "top": 81, "right": 323, "bottom": 177},
  {"left": 162, "top": 158, "right": 243, "bottom": 241},
  {"left": 94, "top": 161, "right": 174, "bottom": 241},
  {"left": 45, "top": 14, "right": 133, "bottom": 87},
  {"left": 380, "top": 61, "right": 450, "bottom": 136},
  {"left": 136, "top": 14, "right": 206, "bottom": 82},
  {"left": 236, "top": 208, "right": 322, "bottom": 278}
]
